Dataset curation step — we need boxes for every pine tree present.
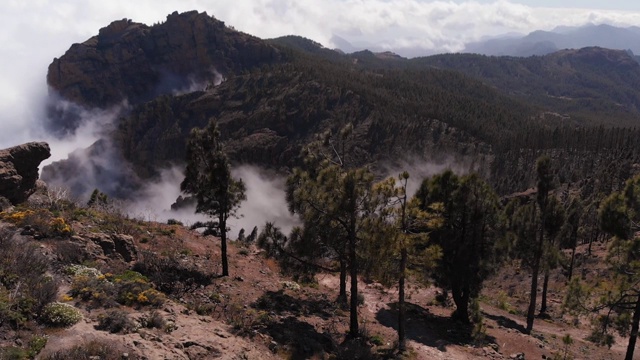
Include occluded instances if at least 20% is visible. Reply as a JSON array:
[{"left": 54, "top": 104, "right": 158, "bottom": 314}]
[
  {"left": 526, "top": 155, "right": 554, "bottom": 333},
  {"left": 415, "top": 171, "right": 501, "bottom": 322},
  {"left": 286, "top": 124, "right": 379, "bottom": 337},
  {"left": 367, "top": 172, "right": 442, "bottom": 351},
  {"left": 181, "top": 119, "right": 246, "bottom": 277}
]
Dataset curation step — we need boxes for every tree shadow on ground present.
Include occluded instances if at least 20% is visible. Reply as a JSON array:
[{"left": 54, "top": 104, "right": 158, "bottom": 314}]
[
  {"left": 376, "top": 302, "right": 496, "bottom": 351},
  {"left": 262, "top": 316, "right": 337, "bottom": 360},
  {"left": 253, "top": 291, "right": 378, "bottom": 359},
  {"left": 483, "top": 312, "right": 527, "bottom": 334},
  {"left": 253, "top": 290, "right": 337, "bottom": 319}
]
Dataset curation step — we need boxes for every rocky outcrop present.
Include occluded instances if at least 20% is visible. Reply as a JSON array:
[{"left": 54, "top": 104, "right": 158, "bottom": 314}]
[
  {"left": 66, "top": 233, "right": 138, "bottom": 263},
  {"left": 47, "top": 10, "right": 282, "bottom": 114},
  {"left": 0, "top": 142, "right": 51, "bottom": 205},
  {"left": 89, "top": 233, "right": 138, "bottom": 262}
]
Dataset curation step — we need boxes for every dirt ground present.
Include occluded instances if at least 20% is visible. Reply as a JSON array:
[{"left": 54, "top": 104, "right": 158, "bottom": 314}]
[{"left": 38, "top": 222, "right": 634, "bottom": 359}]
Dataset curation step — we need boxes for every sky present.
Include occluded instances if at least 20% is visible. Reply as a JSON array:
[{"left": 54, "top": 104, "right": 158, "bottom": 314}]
[{"left": 1, "top": 0, "right": 640, "bottom": 153}]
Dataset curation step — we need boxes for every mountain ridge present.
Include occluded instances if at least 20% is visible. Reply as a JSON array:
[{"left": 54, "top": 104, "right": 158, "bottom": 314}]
[{"left": 464, "top": 23, "right": 640, "bottom": 57}]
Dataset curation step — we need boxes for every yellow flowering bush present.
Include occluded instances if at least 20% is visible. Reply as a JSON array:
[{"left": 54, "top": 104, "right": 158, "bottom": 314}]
[
  {"left": 69, "top": 269, "right": 165, "bottom": 308},
  {"left": 49, "top": 217, "right": 73, "bottom": 236},
  {"left": 1, "top": 209, "right": 73, "bottom": 238},
  {"left": 2, "top": 210, "right": 35, "bottom": 222}
]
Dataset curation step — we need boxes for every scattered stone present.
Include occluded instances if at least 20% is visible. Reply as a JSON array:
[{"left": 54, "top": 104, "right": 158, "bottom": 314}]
[
  {"left": 281, "top": 281, "right": 301, "bottom": 291},
  {"left": 214, "top": 328, "right": 229, "bottom": 339}
]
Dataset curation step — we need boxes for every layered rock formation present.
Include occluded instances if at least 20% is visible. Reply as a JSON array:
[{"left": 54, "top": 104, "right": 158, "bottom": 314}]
[
  {"left": 0, "top": 142, "right": 51, "bottom": 205},
  {"left": 47, "top": 10, "right": 282, "bottom": 114}
]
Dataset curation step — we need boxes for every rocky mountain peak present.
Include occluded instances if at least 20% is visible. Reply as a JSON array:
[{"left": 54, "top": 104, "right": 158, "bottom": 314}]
[{"left": 46, "top": 10, "right": 283, "bottom": 131}]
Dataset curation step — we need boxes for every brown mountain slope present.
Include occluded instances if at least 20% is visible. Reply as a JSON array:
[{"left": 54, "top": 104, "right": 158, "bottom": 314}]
[{"left": 0, "top": 195, "right": 629, "bottom": 359}]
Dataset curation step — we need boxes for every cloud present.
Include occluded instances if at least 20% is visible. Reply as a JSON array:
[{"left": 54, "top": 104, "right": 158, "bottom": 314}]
[
  {"left": 378, "top": 154, "right": 483, "bottom": 198},
  {"left": 230, "top": 166, "right": 299, "bottom": 236},
  {"left": 123, "top": 165, "right": 298, "bottom": 239}
]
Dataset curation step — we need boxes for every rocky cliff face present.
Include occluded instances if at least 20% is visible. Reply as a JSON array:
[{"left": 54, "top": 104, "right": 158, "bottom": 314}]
[
  {"left": 47, "top": 10, "right": 282, "bottom": 130},
  {"left": 0, "top": 142, "right": 51, "bottom": 205}
]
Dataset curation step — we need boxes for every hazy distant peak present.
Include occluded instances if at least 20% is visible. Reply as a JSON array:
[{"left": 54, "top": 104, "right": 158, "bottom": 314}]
[{"left": 464, "top": 23, "right": 640, "bottom": 57}]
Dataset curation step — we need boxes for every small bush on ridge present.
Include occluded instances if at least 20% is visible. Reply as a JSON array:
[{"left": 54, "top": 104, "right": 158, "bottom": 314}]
[{"left": 40, "top": 302, "right": 82, "bottom": 327}]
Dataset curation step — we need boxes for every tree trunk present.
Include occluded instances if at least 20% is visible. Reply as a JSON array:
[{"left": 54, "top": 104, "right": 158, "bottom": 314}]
[
  {"left": 540, "top": 269, "right": 550, "bottom": 315},
  {"left": 624, "top": 294, "right": 640, "bottom": 360},
  {"left": 348, "top": 180, "right": 359, "bottom": 338},
  {"left": 398, "top": 247, "right": 407, "bottom": 352},
  {"left": 588, "top": 224, "right": 597, "bottom": 256},
  {"left": 338, "top": 256, "right": 347, "bottom": 306},
  {"left": 526, "top": 226, "right": 544, "bottom": 334},
  {"left": 568, "top": 243, "right": 577, "bottom": 281},
  {"left": 220, "top": 217, "right": 229, "bottom": 277},
  {"left": 451, "top": 280, "right": 470, "bottom": 323},
  {"left": 348, "top": 230, "right": 358, "bottom": 337}
]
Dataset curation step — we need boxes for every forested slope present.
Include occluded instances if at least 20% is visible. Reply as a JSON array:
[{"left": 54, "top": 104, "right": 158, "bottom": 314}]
[{"left": 43, "top": 11, "right": 640, "bottom": 197}]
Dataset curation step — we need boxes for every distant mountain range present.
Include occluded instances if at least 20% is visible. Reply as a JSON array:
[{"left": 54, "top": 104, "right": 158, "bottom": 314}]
[
  {"left": 463, "top": 24, "right": 640, "bottom": 57},
  {"left": 330, "top": 24, "right": 640, "bottom": 59}
]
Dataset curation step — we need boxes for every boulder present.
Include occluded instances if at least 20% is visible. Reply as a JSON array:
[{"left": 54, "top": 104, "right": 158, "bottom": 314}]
[
  {"left": 112, "top": 233, "right": 137, "bottom": 262},
  {"left": 89, "top": 233, "right": 137, "bottom": 262},
  {"left": 0, "top": 142, "right": 51, "bottom": 205}
]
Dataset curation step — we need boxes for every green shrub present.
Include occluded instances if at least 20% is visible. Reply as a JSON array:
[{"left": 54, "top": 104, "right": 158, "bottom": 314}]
[
  {"left": 369, "top": 334, "right": 384, "bottom": 346},
  {"left": 40, "top": 302, "right": 82, "bottom": 327},
  {"left": 69, "top": 269, "right": 165, "bottom": 308},
  {"left": 0, "top": 346, "right": 28, "bottom": 360},
  {"left": 1, "top": 209, "right": 73, "bottom": 238},
  {"left": 189, "top": 300, "right": 219, "bottom": 316},
  {"left": 28, "top": 334, "right": 48, "bottom": 357},
  {"left": 41, "top": 340, "right": 121, "bottom": 360},
  {"left": 69, "top": 274, "right": 116, "bottom": 308},
  {"left": 65, "top": 264, "right": 103, "bottom": 277},
  {"left": 96, "top": 309, "right": 136, "bottom": 334},
  {"left": 132, "top": 250, "right": 213, "bottom": 295},
  {"left": 131, "top": 289, "right": 165, "bottom": 307},
  {"left": 140, "top": 310, "right": 165, "bottom": 329},
  {"left": 0, "top": 231, "right": 58, "bottom": 328},
  {"left": 495, "top": 291, "right": 511, "bottom": 311}
]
